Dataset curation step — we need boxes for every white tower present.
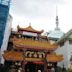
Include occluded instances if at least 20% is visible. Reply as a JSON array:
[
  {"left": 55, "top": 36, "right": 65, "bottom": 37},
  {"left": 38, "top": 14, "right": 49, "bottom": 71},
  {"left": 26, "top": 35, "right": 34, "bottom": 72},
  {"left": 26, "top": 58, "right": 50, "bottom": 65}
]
[{"left": 55, "top": 6, "right": 60, "bottom": 31}]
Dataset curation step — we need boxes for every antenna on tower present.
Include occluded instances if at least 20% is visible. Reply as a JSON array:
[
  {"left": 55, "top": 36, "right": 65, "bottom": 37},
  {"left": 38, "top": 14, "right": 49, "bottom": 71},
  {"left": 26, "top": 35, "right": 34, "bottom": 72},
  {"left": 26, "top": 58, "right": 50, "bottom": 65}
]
[{"left": 55, "top": 5, "right": 60, "bottom": 31}]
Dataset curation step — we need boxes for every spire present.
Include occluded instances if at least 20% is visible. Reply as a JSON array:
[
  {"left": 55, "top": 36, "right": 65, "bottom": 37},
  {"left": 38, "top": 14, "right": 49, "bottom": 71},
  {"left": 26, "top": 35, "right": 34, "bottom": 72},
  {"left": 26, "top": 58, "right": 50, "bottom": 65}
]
[{"left": 55, "top": 6, "right": 60, "bottom": 31}]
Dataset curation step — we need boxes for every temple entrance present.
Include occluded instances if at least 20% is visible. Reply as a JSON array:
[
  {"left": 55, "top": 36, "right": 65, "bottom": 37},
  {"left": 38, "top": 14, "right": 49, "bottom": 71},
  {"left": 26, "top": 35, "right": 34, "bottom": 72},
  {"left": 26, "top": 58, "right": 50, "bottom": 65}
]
[
  {"left": 25, "top": 62, "right": 36, "bottom": 72},
  {"left": 25, "top": 62, "right": 44, "bottom": 72}
]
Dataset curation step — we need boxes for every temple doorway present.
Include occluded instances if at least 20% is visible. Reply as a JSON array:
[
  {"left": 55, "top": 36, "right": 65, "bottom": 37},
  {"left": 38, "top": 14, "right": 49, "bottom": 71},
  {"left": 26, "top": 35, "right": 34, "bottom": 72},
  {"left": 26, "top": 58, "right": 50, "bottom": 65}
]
[{"left": 25, "top": 62, "right": 44, "bottom": 72}]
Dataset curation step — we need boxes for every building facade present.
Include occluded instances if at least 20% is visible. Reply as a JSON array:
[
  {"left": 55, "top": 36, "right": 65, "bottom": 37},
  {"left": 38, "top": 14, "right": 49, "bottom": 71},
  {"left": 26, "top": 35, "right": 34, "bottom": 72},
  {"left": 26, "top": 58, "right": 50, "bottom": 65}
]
[
  {"left": 0, "top": 0, "right": 11, "bottom": 64},
  {"left": 3, "top": 25, "right": 63, "bottom": 72},
  {"left": 0, "top": 0, "right": 11, "bottom": 48},
  {"left": 56, "top": 29, "right": 72, "bottom": 69},
  {"left": 0, "top": 14, "right": 12, "bottom": 64}
]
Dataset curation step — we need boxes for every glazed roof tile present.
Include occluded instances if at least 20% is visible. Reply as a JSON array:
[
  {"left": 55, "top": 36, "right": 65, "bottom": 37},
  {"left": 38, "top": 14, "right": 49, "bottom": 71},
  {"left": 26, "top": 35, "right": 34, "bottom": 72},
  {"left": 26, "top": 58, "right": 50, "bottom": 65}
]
[{"left": 13, "top": 38, "right": 58, "bottom": 50}]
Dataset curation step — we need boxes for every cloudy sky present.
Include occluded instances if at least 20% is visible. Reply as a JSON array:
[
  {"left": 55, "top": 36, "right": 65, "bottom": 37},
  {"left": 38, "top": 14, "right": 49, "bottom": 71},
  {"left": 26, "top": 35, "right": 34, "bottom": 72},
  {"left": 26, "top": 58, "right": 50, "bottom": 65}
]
[{"left": 10, "top": 0, "right": 72, "bottom": 33}]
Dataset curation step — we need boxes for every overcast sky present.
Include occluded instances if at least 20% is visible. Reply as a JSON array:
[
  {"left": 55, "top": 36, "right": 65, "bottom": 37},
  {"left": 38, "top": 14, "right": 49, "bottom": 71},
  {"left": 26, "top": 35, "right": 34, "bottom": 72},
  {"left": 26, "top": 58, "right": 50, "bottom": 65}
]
[{"left": 10, "top": 0, "right": 72, "bottom": 33}]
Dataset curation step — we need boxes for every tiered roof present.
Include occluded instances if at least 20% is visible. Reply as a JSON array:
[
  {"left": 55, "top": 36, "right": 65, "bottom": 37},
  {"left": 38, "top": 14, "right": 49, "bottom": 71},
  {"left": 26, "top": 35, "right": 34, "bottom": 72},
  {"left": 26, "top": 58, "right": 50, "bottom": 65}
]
[
  {"left": 17, "top": 25, "right": 44, "bottom": 34},
  {"left": 3, "top": 25, "right": 63, "bottom": 62},
  {"left": 13, "top": 38, "right": 58, "bottom": 51},
  {"left": 47, "top": 54, "right": 63, "bottom": 62},
  {"left": 3, "top": 51, "right": 63, "bottom": 62},
  {"left": 3, "top": 51, "right": 23, "bottom": 61}
]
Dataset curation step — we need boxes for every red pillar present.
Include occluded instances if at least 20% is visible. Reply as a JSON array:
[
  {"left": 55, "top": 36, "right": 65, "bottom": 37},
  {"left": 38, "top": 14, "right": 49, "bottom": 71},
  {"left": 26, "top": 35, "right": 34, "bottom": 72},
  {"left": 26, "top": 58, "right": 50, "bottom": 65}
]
[
  {"left": 44, "top": 51, "right": 48, "bottom": 72},
  {"left": 44, "top": 61, "right": 48, "bottom": 72},
  {"left": 22, "top": 60, "right": 27, "bottom": 72}
]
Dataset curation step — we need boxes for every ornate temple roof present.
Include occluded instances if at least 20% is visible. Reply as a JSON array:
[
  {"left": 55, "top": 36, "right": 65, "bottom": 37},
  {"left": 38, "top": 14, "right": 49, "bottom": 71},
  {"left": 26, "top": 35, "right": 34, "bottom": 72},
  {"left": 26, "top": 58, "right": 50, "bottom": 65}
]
[
  {"left": 3, "top": 51, "right": 63, "bottom": 62},
  {"left": 3, "top": 51, "right": 23, "bottom": 61},
  {"left": 3, "top": 51, "right": 43, "bottom": 61},
  {"left": 47, "top": 54, "right": 63, "bottom": 62},
  {"left": 17, "top": 25, "right": 44, "bottom": 34},
  {"left": 13, "top": 38, "right": 58, "bottom": 51}
]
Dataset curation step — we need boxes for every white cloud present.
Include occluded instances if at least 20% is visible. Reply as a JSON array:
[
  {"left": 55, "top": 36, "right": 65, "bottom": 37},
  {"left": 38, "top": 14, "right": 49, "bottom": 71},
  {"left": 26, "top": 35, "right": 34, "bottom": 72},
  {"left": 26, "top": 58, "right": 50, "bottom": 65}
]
[
  {"left": 10, "top": 0, "right": 72, "bottom": 33},
  {"left": 10, "top": 0, "right": 64, "bottom": 17}
]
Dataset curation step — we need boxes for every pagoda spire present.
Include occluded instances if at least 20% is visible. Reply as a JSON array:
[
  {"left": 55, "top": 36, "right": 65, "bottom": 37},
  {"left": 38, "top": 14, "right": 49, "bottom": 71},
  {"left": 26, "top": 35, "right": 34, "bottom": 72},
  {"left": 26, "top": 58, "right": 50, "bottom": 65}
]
[{"left": 55, "top": 6, "right": 60, "bottom": 31}]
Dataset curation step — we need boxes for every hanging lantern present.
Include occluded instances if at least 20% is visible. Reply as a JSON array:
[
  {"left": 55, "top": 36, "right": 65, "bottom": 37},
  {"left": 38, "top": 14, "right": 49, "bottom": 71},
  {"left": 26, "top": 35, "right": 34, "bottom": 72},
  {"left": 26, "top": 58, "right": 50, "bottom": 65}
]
[{"left": 34, "top": 53, "right": 37, "bottom": 58}]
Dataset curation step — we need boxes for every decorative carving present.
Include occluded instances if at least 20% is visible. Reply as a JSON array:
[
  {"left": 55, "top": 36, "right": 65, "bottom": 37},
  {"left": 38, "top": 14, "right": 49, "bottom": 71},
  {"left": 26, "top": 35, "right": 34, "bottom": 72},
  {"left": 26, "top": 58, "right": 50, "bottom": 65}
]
[{"left": 25, "top": 51, "right": 45, "bottom": 58}]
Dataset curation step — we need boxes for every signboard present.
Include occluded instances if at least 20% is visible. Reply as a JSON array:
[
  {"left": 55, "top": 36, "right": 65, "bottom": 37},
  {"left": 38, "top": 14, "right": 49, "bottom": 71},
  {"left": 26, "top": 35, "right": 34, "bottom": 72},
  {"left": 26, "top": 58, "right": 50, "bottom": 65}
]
[{"left": 25, "top": 51, "right": 45, "bottom": 58}]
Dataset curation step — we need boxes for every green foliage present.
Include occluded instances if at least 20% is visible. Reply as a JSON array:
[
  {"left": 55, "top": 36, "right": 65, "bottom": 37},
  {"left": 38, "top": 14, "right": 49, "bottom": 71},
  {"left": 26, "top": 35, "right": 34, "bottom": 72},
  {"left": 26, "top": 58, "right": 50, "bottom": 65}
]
[{"left": 66, "top": 68, "right": 72, "bottom": 72}]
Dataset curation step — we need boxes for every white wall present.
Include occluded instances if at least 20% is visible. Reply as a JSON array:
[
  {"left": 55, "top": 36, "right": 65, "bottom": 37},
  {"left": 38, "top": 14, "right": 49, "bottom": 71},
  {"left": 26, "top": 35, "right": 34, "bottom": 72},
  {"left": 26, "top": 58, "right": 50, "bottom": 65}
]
[
  {"left": 55, "top": 41, "right": 69, "bottom": 69},
  {"left": 67, "top": 43, "right": 72, "bottom": 68},
  {"left": 0, "top": 14, "right": 12, "bottom": 64}
]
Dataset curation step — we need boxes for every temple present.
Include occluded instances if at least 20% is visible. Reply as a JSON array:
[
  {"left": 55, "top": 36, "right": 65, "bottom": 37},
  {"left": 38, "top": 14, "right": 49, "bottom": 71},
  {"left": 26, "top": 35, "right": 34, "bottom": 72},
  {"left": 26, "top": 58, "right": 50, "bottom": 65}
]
[{"left": 3, "top": 25, "right": 63, "bottom": 72}]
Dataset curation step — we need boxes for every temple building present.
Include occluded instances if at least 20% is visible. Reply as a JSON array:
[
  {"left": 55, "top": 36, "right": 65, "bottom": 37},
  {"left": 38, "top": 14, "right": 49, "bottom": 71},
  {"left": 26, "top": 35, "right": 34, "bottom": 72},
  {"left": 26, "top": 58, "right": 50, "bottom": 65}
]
[{"left": 3, "top": 25, "right": 63, "bottom": 72}]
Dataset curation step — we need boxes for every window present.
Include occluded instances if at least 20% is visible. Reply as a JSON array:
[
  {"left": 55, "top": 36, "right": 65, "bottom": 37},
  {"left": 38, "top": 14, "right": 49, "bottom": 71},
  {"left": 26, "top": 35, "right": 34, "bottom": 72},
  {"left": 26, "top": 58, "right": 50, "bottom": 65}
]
[
  {"left": 60, "top": 42, "right": 64, "bottom": 47},
  {"left": 69, "top": 40, "right": 72, "bottom": 44}
]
